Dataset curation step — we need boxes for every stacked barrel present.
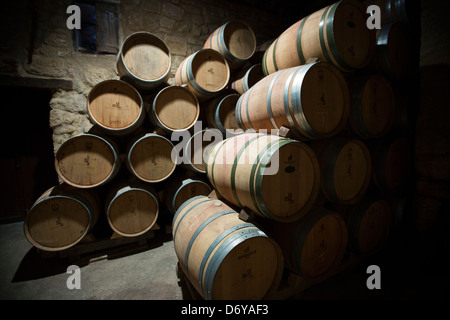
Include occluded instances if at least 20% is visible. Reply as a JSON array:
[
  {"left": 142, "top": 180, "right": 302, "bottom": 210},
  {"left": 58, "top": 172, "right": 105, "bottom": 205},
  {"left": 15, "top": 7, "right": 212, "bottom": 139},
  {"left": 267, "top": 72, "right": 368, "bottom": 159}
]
[{"left": 23, "top": 0, "right": 417, "bottom": 300}]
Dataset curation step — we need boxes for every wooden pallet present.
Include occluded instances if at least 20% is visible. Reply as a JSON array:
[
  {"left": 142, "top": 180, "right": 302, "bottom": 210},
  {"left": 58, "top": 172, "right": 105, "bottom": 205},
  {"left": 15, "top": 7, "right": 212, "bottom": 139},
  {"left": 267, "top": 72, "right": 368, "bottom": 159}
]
[{"left": 38, "top": 224, "right": 161, "bottom": 265}]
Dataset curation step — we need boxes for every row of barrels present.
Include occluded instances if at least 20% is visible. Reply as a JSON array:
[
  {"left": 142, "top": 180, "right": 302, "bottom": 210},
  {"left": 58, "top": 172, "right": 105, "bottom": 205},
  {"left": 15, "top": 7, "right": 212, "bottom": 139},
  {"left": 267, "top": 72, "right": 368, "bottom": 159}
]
[{"left": 170, "top": 0, "right": 416, "bottom": 300}]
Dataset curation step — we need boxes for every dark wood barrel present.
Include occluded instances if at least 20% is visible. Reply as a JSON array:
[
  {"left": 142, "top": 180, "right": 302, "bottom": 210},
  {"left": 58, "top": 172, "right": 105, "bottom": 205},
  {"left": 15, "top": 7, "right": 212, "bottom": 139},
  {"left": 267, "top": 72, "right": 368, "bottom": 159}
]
[
  {"left": 206, "top": 133, "right": 320, "bottom": 222},
  {"left": 236, "top": 62, "right": 349, "bottom": 140},
  {"left": 271, "top": 206, "right": 348, "bottom": 278},
  {"left": 345, "top": 197, "right": 392, "bottom": 254},
  {"left": 172, "top": 196, "right": 283, "bottom": 300},
  {"left": 24, "top": 183, "right": 101, "bottom": 251},
  {"left": 116, "top": 32, "right": 171, "bottom": 90},
  {"left": 311, "top": 138, "right": 373, "bottom": 205},
  {"left": 349, "top": 74, "right": 396, "bottom": 139},
  {"left": 262, "top": 0, "right": 374, "bottom": 74},
  {"left": 87, "top": 79, "right": 145, "bottom": 136}
]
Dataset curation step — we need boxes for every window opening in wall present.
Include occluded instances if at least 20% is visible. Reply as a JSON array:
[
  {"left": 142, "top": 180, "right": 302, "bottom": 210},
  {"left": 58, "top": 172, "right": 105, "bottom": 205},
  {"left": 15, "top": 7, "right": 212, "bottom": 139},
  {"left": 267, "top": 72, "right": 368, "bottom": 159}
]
[{"left": 73, "top": 1, "right": 119, "bottom": 54}]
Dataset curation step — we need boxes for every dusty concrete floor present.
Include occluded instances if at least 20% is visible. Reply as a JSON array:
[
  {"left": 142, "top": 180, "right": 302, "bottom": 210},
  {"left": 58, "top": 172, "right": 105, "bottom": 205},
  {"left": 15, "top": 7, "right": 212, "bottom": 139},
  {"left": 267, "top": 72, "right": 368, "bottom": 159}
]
[{"left": 1, "top": 214, "right": 448, "bottom": 301}]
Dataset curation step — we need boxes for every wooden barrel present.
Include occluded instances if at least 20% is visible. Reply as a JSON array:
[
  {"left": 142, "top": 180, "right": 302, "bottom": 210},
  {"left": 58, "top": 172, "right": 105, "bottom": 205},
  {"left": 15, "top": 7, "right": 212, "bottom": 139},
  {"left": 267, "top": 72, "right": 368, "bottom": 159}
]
[
  {"left": 206, "top": 133, "right": 320, "bottom": 222},
  {"left": 345, "top": 197, "right": 392, "bottom": 255},
  {"left": 55, "top": 134, "right": 121, "bottom": 188},
  {"left": 87, "top": 79, "right": 145, "bottom": 136},
  {"left": 371, "top": 136, "right": 412, "bottom": 192},
  {"left": 271, "top": 206, "right": 348, "bottom": 278},
  {"left": 311, "top": 138, "right": 372, "bottom": 204},
  {"left": 349, "top": 74, "right": 396, "bottom": 139},
  {"left": 163, "top": 175, "right": 212, "bottom": 214},
  {"left": 116, "top": 32, "right": 171, "bottom": 90},
  {"left": 375, "top": 22, "right": 412, "bottom": 80},
  {"left": 236, "top": 62, "right": 349, "bottom": 140},
  {"left": 172, "top": 196, "right": 283, "bottom": 300},
  {"left": 150, "top": 85, "right": 200, "bottom": 133},
  {"left": 262, "top": 0, "right": 374, "bottom": 75},
  {"left": 184, "top": 129, "right": 221, "bottom": 174},
  {"left": 23, "top": 183, "right": 101, "bottom": 251},
  {"left": 105, "top": 179, "right": 159, "bottom": 237},
  {"left": 174, "top": 48, "right": 230, "bottom": 101},
  {"left": 364, "top": 0, "right": 418, "bottom": 28},
  {"left": 205, "top": 93, "right": 241, "bottom": 135},
  {"left": 250, "top": 39, "right": 274, "bottom": 64},
  {"left": 127, "top": 133, "right": 177, "bottom": 183},
  {"left": 203, "top": 20, "right": 257, "bottom": 71},
  {"left": 230, "top": 63, "right": 265, "bottom": 94}
]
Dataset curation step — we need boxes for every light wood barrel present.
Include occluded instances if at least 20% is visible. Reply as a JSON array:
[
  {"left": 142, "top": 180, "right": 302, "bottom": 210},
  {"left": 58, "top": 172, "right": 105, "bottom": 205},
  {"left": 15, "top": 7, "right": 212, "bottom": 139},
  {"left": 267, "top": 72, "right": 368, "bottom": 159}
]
[
  {"left": 174, "top": 48, "right": 230, "bottom": 101},
  {"left": 205, "top": 93, "right": 241, "bottom": 135},
  {"left": 24, "top": 184, "right": 101, "bottom": 251},
  {"left": 184, "top": 129, "right": 221, "bottom": 174},
  {"left": 230, "top": 63, "right": 265, "bottom": 94},
  {"left": 172, "top": 196, "right": 283, "bottom": 300},
  {"left": 371, "top": 136, "right": 412, "bottom": 192},
  {"left": 206, "top": 133, "right": 320, "bottom": 222},
  {"left": 150, "top": 85, "right": 200, "bottom": 133},
  {"left": 271, "top": 206, "right": 348, "bottom": 278},
  {"left": 236, "top": 62, "right": 349, "bottom": 140},
  {"left": 105, "top": 179, "right": 159, "bottom": 237},
  {"left": 116, "top": 32, "right": 171, "bottom": 90},
  {"left": 312, "top": 138, "right": 372, "bottom": 204},
  {"left": 127, "top": 133, "right": 177, "bottom": 183},
  {"left": 87, "top": 79, "right": 145, "bottom": 136},
  {"left": 203, "top": 20, "right": 257, "bottom": 71},
  {"left": 55, "top": 134, "right": 121, "bottom": 188},
  {"left": 163, "top": 175, "right": 212, "bottom": 215},
  {"left": 262, "top": 0, "right": 374, "bottom": 75},
  {"left": 375, "top": 22, "right": 412, "bottom": 80},
  {"left": 349, "top": 74, "right": 396, "bottom": 139},
  {"left": 345, "top": 197, "right": 392, "bottom": 254}
]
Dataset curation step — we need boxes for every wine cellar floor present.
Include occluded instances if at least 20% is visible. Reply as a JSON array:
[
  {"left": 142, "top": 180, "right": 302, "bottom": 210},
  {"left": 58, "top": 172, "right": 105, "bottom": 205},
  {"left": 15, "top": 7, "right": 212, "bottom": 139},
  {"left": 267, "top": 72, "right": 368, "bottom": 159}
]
[{"left": 1, "top": 220, "right": 448, "bottom": 300}]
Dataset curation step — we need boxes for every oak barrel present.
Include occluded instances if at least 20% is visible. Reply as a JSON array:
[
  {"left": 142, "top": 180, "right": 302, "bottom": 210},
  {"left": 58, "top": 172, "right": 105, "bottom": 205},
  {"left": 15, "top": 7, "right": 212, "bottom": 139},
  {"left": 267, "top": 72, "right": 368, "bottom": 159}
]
[
  {"left": 262, "top": 0, "right": 374, "bottom": 75},
  {"left": 172, "top": 196, "right": 283, "bottom": 300},
  {"left": 271, "top": 206, "right": 348, "bottom": 278},
  {"left": 203, "top": 20, "right": 257, "bottom": 71},
  {"left": 345, "top": 197, "right": 392, "bottom": 254},
  {"left": 236, "top": 62, "right": 349, "bottom": 140},
  {"left": 87, "top": 79, "right": 145, "bottom": 136},
  {"left": 311, "top": 138, "right": 372, "bottom": 204},
  {"left": 174, "top": 48, "right": 230, "bottom": 101},
  {"left": 105, "top": 179, "right": 159, "bottom": 237},
  {"left": 349, "top": 74, "right": 396, "bottom": 139},
  {"left": 375, "top": 22, "right": 412, "bottom": 80},
  {"left": 206, "top": 133, "right": 320, "bottom": 222},
  {"left": 55, "top": 134, "right": 121, "bottom": 188},
  {"left": 116, "top": 32, "right": 171, "bottom": 90},
  {"left": 364, "top": 0, "right": 418, "bottom": 27},
  {"left": 150, "top": 85, "right": 200, "bottom": 133},
  {"left": 24, "top": 183, "right": 101, "bottom": 251},
  {"left": 127, "top": 133, "right": 177, "bottom": 183},
  {"left": 371, "top": 136, "right": 412, "bottom": 192},
  {"left": 163, "top": 174, "right": 212, "bottom": 215},
  {"left": 230, "top": 63, "right": 265, "bottom": 94},
  {"left": 183, "top": 129, "right": 221, "bottom": 174},
  {"left": 205, "top": 93, "right": 241, "bottom": 135}
]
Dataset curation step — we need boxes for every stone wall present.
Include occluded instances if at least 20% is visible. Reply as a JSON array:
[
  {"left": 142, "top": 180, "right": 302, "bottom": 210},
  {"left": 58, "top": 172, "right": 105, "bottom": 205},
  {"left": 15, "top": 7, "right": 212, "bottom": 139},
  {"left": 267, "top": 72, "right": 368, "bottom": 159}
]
[{"left": 0, "top": 0, "right": 290, "bottom": 153}]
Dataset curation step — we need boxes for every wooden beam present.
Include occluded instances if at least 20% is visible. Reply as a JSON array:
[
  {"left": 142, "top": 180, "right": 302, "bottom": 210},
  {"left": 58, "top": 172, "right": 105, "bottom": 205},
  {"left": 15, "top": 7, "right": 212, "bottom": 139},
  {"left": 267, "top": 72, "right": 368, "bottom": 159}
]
[{"left": 0, "top": 74, "right": 73, "bottom": 90}]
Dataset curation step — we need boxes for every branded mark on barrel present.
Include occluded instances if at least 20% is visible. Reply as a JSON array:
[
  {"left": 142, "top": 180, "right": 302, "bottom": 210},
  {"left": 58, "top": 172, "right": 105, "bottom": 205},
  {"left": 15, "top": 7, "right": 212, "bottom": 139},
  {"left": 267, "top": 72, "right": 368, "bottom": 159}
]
[
  {"left": 241, "top": 268, "right": 255, "bottom": 280},
  {"left": 238, "top": 245, "right": 256, "bottom": 260},
  {"left": 284, "top": 192, "right": 294, "bottom": 204}
]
